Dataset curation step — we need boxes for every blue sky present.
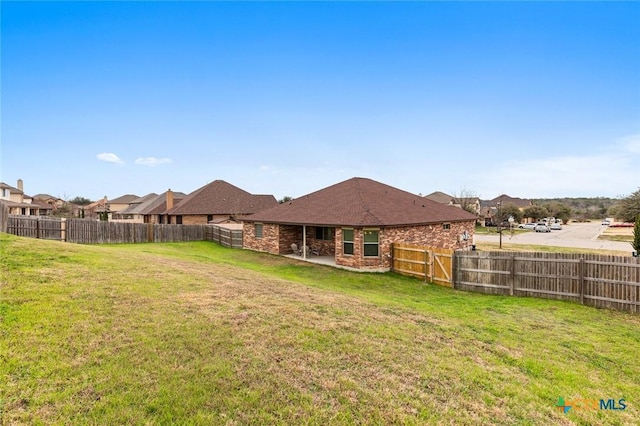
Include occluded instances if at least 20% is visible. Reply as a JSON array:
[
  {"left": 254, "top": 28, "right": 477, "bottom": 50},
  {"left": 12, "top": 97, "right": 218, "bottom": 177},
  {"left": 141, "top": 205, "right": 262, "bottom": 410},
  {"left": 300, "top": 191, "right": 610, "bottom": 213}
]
[{"left": 2, "top": 2, "right": 639, "bottom": 202}]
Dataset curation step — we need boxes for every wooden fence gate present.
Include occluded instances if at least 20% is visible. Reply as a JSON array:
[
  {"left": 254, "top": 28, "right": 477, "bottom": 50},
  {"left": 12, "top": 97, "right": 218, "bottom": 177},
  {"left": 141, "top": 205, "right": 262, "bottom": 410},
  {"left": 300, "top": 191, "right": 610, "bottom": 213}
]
[{"left": 392, "top": 243, "right": 454, "bottom": 287}]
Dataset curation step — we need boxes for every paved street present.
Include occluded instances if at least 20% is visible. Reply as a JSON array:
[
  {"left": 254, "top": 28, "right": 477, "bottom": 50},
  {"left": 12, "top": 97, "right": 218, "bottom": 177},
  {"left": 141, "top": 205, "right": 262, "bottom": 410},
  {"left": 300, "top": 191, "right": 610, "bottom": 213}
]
[{"left": 473, "top": 222, "right": 634, "bottom": 253}]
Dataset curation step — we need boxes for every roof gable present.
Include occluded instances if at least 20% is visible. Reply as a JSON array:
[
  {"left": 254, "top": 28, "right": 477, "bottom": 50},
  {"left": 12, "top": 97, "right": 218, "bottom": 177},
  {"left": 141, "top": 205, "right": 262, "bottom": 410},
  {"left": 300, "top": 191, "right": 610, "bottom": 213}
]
[
  {"left": 0, "top": 182, "right": 23, "bottom": 194},
  {"left": 165, "top": 180, "right": 277, "bottom": 216},
  {"left": 248, "top": 177, "right": 477, "bottom": 226},
  {"left": 490, "top": 194, "right": 532, "bottom": 208},
  {"left": 424, "top": 191, "right": 455, "bottom": 204},
  {"left": 118, "top": 192, "right": 186, "bottom": 215}
]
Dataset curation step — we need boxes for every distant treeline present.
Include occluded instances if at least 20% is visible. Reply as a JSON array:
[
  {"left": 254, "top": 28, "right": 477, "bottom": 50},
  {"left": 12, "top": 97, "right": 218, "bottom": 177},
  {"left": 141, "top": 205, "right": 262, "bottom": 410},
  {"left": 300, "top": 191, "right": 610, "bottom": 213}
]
[{"left": 532, "top": 197, "right": 618, "bottom": 220}]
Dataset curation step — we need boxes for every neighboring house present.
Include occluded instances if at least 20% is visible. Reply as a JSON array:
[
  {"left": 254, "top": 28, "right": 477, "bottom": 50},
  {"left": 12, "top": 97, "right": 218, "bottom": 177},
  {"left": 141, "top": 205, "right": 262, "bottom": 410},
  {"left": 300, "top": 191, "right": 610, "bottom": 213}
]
[
  {"left": 481, "top": 194, "right": 533, "bottom": 225},
  {"left": 33, "top": 194, "right": 66, "bottom": 209},
  {"left": 108, "top": 194, "right": 140, "bottom": 217},
  {"left": 164, "top": 180, "right": 278, "bottom": 225},
  {"left": 32, "top": 194, "right": 67, "bottom": 216},
  {"left": 0, "top": 180, "right": 40, "bottom": 216},
  {"left": 243, "top": 177, "right": 477, "bottom": 271},
  {"left": 84, "top": 196, "right": 109, "bottom": 220},
  {"left": 111, "top": 193, "right": 157, "bottom": 222},
  {"left": 424, "top": 191, "right": 481, "bottom": 215},
  {"left": 490, "top": 194, "right": 532, "bottom": 210},
  {"left": 112, "top": 191, "right": 187, "bottom": 224},
  {"left": 424, "top": 191, "right": 456, "bottom": 205}
]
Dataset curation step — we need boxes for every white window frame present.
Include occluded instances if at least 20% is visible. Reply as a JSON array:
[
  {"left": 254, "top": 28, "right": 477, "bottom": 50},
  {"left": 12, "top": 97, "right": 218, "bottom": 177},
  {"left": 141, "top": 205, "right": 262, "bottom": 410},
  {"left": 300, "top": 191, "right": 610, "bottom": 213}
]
[
  {"left": 363, "top": 228, "right": 380, "bottom": 257},
  {"left": 342, "top": 228, "right": 354, "bottom": 255}
]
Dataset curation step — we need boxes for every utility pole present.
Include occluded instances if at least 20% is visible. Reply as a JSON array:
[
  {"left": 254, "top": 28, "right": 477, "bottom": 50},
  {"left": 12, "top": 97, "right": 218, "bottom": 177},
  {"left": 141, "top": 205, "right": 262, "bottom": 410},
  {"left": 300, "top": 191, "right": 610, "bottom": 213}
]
[{"left": 497, "top": 201, "right": 502, "bottom": 249}]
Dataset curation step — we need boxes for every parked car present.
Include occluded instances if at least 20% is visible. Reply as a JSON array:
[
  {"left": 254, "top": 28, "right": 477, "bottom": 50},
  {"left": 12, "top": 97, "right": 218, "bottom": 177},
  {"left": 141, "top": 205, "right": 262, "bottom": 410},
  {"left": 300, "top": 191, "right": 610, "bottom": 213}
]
[
  {"left": 535, "top": 223, "right": 551, "bottom": 232},
  {"left": 550, "top": 223, "right": 562, "bottom": 230},
  {"left": 602, "top": 219, "right": 610, "bottom": 226},
  {"left": 518, "top": 223, "right": 537, "bottom": 230}
]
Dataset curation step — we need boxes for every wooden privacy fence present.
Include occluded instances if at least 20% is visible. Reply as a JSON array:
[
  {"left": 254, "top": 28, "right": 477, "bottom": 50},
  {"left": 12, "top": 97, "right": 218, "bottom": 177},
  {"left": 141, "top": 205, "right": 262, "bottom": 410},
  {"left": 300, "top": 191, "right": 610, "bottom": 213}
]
[
  {"left": 454, "top": 251, "right": 640, "bottom": 313},
  {"left": 66, "top": 220, "right": 206, "bottom": 244},
  {"left": 0, "top": 201, "right": 10, "bottom": 233},
  {"left": 204, "top": 225, "right": 243, "bottom": 249},
  {"left": 6, "top": 216, "right": 208, "bottom": 244},
  {"left": 7, "top": 216, "right": 64, "bottom": 240},
  {"left": 392, "top": 243, "right": 454, "bottom": 287}
]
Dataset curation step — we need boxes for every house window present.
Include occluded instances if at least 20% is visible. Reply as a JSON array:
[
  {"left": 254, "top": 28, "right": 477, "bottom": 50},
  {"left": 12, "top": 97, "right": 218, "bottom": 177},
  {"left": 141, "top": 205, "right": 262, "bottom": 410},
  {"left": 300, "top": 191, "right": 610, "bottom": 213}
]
[
  {"left": 315, "top": 227, "right": 333, "bottom": 240},
  {"left": 255, "top": 223, "right": 263, "bottom": 239},
  {"left": 176, "top": 216, "right": 183, "bottom": 225},
  {"left": 363, "top": 229, "right": 379, "bottom": 257},
  {"left": 443, "top": 223, "right": 451, "bottom": 230},
  {"left": 207, "top": 215, "right": 213, "bottom": 223},
  {"left": 343, "top": 228, "right": 354, "bottom": 255}
]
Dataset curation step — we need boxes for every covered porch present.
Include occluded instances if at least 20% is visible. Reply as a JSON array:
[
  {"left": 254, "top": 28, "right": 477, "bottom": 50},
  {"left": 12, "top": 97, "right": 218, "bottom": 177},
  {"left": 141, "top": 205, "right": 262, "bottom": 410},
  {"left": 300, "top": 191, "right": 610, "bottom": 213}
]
[{"left": 278, "top": 224, "right": 336, "bottom": 258}]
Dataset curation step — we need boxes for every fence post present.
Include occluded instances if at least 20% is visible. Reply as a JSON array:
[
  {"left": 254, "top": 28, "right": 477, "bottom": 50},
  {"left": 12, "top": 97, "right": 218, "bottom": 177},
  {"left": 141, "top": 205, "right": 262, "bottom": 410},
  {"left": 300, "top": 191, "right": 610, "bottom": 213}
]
[
  {"left": 36, "top": 217, "right": 41, "bottom": 239},
  {"left": 148, "top": 223, "right": 153, "bottom": 243},
  {"left": 509, "top": 255, "right": 515, "bottom": 296},
  {"left": 579, "top": 257, "right": 585, "bottom": 305},
  {"left": 390, "top": 243, "right": 395, "bottom": 273},
  {"left": 423, "top": 248, "right": 428, "bottom": 282},
  {"left": 61, "top": 218, "right": 66, "bottom": 242},
  {"left": 451, "top": 251, "right": 457, "bottom": 289}
]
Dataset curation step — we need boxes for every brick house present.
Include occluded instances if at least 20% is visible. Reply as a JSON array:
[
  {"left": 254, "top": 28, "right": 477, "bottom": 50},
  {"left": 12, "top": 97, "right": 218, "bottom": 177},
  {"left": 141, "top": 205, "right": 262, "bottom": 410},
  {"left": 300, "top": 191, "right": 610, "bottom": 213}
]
[
  {"left": 164, "top": 180, "right": 278, "bottom": 225},
  {"left": 112, "top": 191, "right": 188, "bottom": 223},
  {"left": 243, "top": 177, "right": 477, "bottom": 271},
  {"left": 481, "top": 194, "right": 533, "bottom": 225},
  {"left": 108, "top": 194, "right": 140, "bottom": 217}
]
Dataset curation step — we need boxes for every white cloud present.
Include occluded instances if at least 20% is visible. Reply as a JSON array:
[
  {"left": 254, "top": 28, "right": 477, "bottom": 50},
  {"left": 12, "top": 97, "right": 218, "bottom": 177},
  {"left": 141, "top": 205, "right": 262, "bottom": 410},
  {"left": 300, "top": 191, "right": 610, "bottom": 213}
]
[
  {"left": 135, "top": 157, "right": 173, "bottom": 167},
  {"left": 96, "top": 153, "right": 124, "bottom": 165}
]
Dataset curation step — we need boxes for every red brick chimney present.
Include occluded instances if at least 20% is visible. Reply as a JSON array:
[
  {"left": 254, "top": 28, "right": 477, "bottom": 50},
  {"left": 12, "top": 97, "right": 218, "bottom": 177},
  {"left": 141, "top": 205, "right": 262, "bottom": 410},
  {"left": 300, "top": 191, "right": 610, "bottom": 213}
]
[{"left": 166, "top": 189, "right": 174, "bottom": 210}]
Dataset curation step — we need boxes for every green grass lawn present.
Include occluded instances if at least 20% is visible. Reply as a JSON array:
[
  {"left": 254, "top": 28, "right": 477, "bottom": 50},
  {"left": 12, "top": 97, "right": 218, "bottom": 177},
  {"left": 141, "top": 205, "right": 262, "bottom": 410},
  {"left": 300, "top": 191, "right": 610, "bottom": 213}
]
[
  {"left": 473, "top": 241, "right": 631, "bottom": 256},
  {"left": 2, "top": 234, "right": 639, "bottom": 425}
]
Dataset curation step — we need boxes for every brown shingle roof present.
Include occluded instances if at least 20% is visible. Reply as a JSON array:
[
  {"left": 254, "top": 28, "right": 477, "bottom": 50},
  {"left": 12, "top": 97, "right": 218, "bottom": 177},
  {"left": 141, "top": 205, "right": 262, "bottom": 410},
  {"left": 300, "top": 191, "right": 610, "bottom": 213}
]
[
  {"left": 247, "top": 177, "right": 478, "bottom": 226},
  {"left": 165, "top": 180, "right": 277, "bottom": 216},
  {"left": 490, "top": 194, "right": 532, "bottom": 208},
  {"left": 424, "top": 191, "right": 455, "bottom": 204},
  {"left": 109, "top": 194, "right": 140, "bottom": 204},
  {"left": 118, "top": 192, "right": 188, "bottom": 215}
]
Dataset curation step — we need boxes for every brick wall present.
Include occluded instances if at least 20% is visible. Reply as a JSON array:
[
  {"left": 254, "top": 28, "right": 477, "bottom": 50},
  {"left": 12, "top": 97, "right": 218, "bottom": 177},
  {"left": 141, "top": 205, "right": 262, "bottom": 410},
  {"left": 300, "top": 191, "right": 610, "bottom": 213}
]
[
  {"left": 243, "top": 222, "right": 280, "bottom": 254},
  {"left": 334, "top": 221, "right": 475, "bottom": 270},
  {"left": 383, "top": 221, "right": 475, "bottom": 251},
  {"left": 243, "top": 220, "right": 475, "bottom": 271},
  {"left": 169, "top": 214, "right": 232, "bottom": 225}
]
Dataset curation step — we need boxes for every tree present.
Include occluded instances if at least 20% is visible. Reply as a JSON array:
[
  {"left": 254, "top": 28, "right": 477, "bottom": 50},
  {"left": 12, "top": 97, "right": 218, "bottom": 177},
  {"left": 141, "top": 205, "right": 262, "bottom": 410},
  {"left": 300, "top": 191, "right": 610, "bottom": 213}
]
[
  {"left": 523, "top": 205, "right": 549, "bottom": 222},
  {"left": 278, "top": 196, "right": 294, "bottom": 204},
  {"left": 497, "top": 203, "right": 523, "bottom": 225},
  {"left": 51, "top": 203, "right": 72, "bottom": 218},
  {"left": 541, "top": 201, "right": 572, "bottom": 224},
  {"left": 617, "top": 188, "right": 640, "bottom": 223},
  {"left": 632, "top": 215, "right": 640, "bottom": 255},
  {"left": 69, "top": 196, "right": 92, "bottom": 206},
  {"left": 453, "top": 187, "right": 480, "bottom": 215}
]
